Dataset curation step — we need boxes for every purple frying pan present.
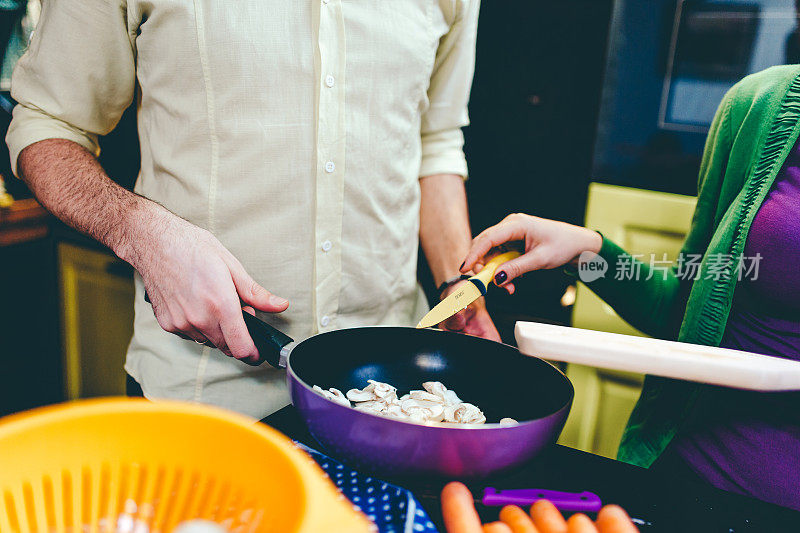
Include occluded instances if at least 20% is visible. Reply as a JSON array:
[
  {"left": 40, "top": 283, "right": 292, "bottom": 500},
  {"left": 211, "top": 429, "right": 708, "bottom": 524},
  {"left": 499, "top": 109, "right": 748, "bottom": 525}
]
[{"left": 243, "top": 313, "right": 574, "bottom": 479}]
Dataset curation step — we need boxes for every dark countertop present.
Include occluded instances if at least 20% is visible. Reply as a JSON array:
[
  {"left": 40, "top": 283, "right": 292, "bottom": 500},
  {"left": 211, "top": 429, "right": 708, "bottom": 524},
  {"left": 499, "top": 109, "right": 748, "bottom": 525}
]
[{"left": 262, "top": 406, "right": 800, "bottom": 532}]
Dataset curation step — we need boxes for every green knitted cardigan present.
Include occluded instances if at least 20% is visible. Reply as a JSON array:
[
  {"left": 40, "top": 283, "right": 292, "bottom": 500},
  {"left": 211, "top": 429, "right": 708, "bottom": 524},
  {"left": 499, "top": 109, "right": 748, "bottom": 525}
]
[{"left": 581, "top": 65, "right": 800, "bottom": 468}]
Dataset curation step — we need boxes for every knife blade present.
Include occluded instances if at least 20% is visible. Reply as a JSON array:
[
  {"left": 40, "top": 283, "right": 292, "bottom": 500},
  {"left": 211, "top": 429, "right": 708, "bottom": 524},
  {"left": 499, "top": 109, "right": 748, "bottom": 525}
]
[
  {"left": 416, "top": 279, "right": 485, "bottom": 329},
  {"left": 416, "top": 251, "right": 520, "bottom": 329}
]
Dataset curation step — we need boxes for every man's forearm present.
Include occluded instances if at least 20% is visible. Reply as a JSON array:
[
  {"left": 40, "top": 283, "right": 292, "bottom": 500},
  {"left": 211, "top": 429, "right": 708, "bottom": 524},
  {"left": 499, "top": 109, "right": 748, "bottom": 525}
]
[
  {"left": 18, "top": 138, "right": 289, "bottom": 360},
  {"left": 419, "top": 173, "right": 473, "bottom": 286},
  {"left": 18, "top": 138, "right": 162, "bottom": 267}
]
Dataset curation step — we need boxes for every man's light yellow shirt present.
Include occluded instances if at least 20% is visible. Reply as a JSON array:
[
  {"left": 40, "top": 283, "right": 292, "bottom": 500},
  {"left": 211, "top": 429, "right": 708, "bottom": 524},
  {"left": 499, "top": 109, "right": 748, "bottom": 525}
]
[{"left": 7, "top": 0, "right": 478, "bottom": 418}]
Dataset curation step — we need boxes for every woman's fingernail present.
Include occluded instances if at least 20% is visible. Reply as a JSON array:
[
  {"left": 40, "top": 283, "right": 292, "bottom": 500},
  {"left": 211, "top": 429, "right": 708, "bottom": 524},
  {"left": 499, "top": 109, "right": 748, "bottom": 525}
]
[
  {"left": 459, "top": 261, "right": 465, "bottom": 271},
  {"left": 495, "top": 271, "right": 507, "bottom": 285}
]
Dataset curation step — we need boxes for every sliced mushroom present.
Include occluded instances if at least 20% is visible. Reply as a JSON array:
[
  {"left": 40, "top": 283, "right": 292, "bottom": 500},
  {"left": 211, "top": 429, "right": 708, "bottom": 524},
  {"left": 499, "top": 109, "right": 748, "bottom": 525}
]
[
  {"left": 347, "top": 380, "right": 398, "bottom": 403},
  {"left": 407, "top": 410, "right": 427, "bottom": 423},
  {"left": 423, "top": 381, "right": 462, "bottom": 405},
  {"left": 327, "top": 388, "right": 351, "bottom": 407},
  {"left": 368, "top": 380, "right": 398, "bottom": 401},
  {"left": 385, "top": 404, "right": 406, "bottom": 418},
  {"left": 442, "top": 390, "right": 462, "bottom": 406},
  {"left": 353, "top": 400, "right": 386, "bottom": 413},
  {"left": 346, "top": 388, "right": 375, "bottom": 402},
  {"left": 413, "top": 399, "right": 445, "bottom": 410},
  {"left": 423, "top": 403, "right": 445, "bottom": 422},
  {"left": 409, "top": 390, "right": 442, "bottom": 403},
  {"left": 399, "top": 398, "right": 420, "bottom": 413},
  {"left": 316, "top": 380, "right": 515, "bottom": 426},
  {"left": 446, "top": 403, "right": 486, "bottom": 424},
  {"left": 312, "top": 385, "right": 352, "bottom": 407},
  {"left": 422, "top": 381, "right": 447, "bottom": 398}
]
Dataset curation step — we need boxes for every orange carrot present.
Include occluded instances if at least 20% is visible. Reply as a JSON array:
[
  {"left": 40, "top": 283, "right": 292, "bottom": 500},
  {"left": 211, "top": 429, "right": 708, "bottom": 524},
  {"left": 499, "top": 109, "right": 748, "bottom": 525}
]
[
  {"left": 566, "top": 513, "right": 598, "bottom": 533},
  {"left": 441, "top": 482, "right": 483, "bottom": 533},
  {"left": 499, "top": 505, "right": 539, "bottom": 533},
  {"left": 483, "top": 522, "right": 513, "bottom": 533},
  {"left": 530, "top": 500, "right": 568, "bottom": 533},
  {"left": 596, "top": 505, "right": 639, "bottom": 533}
]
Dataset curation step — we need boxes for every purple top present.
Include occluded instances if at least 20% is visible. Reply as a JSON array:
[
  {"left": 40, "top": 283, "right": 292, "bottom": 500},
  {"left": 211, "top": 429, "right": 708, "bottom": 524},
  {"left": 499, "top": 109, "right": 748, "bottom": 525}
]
[{"left": 672, "top": 140, "right": 800, "bottom": 510}]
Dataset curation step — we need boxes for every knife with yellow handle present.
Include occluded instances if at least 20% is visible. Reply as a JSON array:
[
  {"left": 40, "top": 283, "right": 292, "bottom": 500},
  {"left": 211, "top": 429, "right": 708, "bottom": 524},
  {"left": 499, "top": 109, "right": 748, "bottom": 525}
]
[{"left": 416, "top": 251, "right": 521, "bottom": 329}]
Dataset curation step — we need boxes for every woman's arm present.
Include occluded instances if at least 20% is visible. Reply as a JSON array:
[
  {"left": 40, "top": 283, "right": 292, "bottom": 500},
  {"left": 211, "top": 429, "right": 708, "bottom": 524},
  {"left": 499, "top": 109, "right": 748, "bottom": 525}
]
[{"left": 579, "top": 237, "right": 688, "bottom": 339}]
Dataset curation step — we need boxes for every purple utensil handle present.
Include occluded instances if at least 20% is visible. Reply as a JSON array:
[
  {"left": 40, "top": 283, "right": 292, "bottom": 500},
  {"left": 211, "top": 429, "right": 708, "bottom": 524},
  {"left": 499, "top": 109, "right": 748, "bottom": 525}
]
[{"left": 482, "top": 487, "right": 602, "bottom": 513}]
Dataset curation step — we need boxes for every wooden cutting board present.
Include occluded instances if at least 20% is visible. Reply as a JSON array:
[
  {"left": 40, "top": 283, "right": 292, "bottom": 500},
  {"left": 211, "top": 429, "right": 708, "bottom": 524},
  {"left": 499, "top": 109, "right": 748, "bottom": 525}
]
[{"left": 515, "top": 321, "right": 800, "bottom": 391}]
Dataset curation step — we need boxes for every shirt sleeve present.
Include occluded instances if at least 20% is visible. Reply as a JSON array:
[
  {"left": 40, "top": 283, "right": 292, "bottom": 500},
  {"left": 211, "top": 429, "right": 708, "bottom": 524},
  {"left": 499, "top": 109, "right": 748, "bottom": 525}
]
[
  {"left": 419, "top": 0, "right": 480, "bottom": 179},
  {"left": 5, "top": 0, "right": 135, "bottom": 176}
]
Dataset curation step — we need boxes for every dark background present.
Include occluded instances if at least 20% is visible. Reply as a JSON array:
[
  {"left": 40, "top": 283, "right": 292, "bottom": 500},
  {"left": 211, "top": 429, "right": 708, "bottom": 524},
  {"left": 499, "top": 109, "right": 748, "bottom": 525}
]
[{"left": 424, "top": 0, "right": 615, "bottom": 340}]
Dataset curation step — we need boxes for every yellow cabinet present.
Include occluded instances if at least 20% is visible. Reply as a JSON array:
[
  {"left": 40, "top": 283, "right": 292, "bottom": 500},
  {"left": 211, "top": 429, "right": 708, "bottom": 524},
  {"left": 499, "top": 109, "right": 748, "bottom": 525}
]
[
  {"left": 59, "top": 242, "right": 134, "bottom": 399},
  {"left": 557, "top": 183, "right": 697, "bottom": 457}
]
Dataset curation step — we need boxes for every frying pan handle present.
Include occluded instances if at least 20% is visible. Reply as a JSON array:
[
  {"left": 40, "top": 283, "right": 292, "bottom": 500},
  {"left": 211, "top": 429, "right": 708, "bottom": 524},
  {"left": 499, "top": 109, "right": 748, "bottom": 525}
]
[
  {"left": 240, "top": 310, "right": 294, "bottom": 368},
  {"left": 143, "top": 292, "right": 294, "bottom": 369}
]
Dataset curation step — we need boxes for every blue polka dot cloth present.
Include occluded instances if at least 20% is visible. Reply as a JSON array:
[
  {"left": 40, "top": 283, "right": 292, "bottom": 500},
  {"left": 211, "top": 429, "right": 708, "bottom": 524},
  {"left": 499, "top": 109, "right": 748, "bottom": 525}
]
[{"left": 296, "top": 442, "right": 439, "bottom": 533}]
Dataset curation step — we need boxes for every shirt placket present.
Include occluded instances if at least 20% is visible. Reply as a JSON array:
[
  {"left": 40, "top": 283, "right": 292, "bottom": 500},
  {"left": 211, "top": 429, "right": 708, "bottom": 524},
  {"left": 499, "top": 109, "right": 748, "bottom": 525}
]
[{"left": 314, "top": 0, "right": 346, "bottom": 333}]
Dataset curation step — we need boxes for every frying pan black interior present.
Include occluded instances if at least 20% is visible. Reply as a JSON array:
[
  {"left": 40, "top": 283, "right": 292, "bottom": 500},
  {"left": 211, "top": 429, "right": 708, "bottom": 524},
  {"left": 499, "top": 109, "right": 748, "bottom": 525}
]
[{"left": 289, "top": 327, "right": 573, "bottom": 423}]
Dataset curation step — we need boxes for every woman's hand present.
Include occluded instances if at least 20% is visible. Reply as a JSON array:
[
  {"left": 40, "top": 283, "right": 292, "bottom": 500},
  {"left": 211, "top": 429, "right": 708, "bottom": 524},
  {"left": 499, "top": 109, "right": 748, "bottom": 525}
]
[{"left": 460, "top": 213, "right": 602, "bottom": 293}]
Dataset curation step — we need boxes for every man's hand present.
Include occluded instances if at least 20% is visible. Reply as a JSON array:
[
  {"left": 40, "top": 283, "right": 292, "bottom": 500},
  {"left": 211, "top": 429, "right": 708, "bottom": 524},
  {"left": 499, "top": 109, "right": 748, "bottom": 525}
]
[
  {"left": 127, "top": 207, "right": 290, "bottom": 364},
  {"left": 437, "top": 280, "right": 501, "bottom": 342},
  {"left": 419, "top": 173, "right": 500, "bottom": 342},
  {"left": 18, "top": 139, "right": 290, "bottom": 364}
]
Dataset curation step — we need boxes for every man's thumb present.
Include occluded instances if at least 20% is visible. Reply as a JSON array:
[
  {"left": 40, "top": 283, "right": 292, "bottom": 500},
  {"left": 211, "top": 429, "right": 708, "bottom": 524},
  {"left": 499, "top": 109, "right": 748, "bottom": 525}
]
[{"left": 233, "top": 270, "right": 289, "bottom": 312}]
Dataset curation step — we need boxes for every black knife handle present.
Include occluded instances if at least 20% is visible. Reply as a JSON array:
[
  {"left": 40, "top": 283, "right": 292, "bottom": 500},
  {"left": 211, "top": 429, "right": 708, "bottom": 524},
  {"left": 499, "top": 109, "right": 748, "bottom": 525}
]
[{"left": 143, "top": 291, "right": 293, "bottom": 368}]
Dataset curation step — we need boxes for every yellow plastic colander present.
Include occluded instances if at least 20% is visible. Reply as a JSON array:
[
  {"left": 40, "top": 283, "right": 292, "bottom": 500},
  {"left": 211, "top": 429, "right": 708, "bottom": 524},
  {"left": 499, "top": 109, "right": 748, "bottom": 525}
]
[{"left": 0, "top": 398, "right": 374, "bottom": 533}]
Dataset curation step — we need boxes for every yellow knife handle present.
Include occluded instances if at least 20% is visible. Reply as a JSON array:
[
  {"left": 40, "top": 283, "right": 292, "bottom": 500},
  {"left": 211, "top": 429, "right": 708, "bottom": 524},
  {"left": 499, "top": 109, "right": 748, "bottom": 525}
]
[{"left": 470, "top": 251, "right": 521, "bottom": 288}]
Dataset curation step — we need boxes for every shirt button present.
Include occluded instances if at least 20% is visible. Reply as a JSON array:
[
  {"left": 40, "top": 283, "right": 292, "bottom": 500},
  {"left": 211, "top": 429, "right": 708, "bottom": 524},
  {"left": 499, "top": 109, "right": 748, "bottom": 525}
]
[
  {"left": 325, "top": 74, "right": 335, "bottom": 88},
  {"left": 321, "top": 240, "right": 333, "bottom": 252},
  {"left": 324, "top": 161, "right": 335, "bottom": 173},
  {"left": 320, "top": 315, "right": 331, "bottom": 327}
]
